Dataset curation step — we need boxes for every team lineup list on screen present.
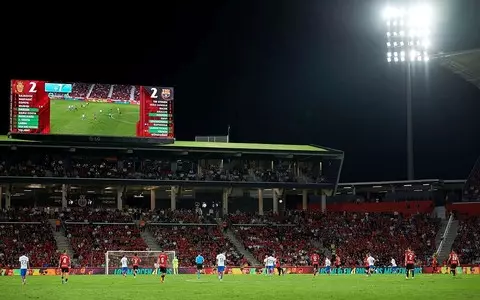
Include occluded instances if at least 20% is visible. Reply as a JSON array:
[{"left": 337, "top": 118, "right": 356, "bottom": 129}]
[
  {"left": 138, "top": 86, "right": 174, "bottom": 138},
  {"left": 10, "top": 80, "right": 51, "bottom": 134}
]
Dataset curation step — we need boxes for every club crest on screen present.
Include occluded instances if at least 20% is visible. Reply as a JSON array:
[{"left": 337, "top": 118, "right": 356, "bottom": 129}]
[
  {"left": 15, "top": 81, "right": 25, "bottom": 94},
  {"left": 78, "top": 195, "right": 88, "bottom": 207},
  {"left": 161, "top": 88, "right": 172, "bottom": 100}
]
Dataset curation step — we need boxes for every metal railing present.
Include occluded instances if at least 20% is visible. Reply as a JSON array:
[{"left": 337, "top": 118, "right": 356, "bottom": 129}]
[{"left": 436, "top": 213, "right": 454, "bottom": 255}]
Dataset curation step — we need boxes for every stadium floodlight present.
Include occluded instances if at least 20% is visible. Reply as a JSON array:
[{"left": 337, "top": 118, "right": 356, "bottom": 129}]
[
  {"left": 383, "top": 4, "right": 432, "bottom": 64},
  {"left": 381, "top": 3, "right": 434, "bottom": 181}
]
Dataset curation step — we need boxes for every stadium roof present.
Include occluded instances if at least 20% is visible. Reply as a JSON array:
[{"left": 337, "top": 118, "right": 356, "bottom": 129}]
[
  {"left": 436, "top": 48, "right": 480, "bottom": 90},
  {"left": 0, "top": 135, "right": 343, "bottom": 157},
  {"left": 166, "top": 141, "right": 327, "bottom": 152}
]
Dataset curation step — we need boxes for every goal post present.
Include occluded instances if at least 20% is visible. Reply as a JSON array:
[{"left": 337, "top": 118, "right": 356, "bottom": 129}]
[{"left": 105, "top": 251, "right": 176, "bottom": 275}]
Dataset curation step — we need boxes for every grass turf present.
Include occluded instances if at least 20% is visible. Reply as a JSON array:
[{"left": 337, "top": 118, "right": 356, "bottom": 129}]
[
  {"left": 49, "top": 100, "right": 139, "bottom": 137},
  {"left": 2, "top": 274, "right": 479, "bottom": 300}
]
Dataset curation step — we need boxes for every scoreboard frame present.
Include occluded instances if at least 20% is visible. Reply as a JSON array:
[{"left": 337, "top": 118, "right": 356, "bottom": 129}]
[{"left": 9, "top": 79, "right": 174, "bottom": 145}]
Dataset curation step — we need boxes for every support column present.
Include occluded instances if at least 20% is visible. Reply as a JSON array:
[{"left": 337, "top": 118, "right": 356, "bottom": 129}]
[
  {"left": 117, "top": 186, "right": 123, "bottom": 210},
  {"left": 0, "top": 186, "right": 2, "bottom": 209},
  {"left": 321, "top": 194, "right": 326, "bottom": 213},
  {"left": 272, "top": 189, "right": 279, "bottom": 214},
  {"left": 302, "top": 189, "right": 308, "bottom": 210},
  {"left": 170, "top": 186, "right": 178, "bottom": 211},
  {"left": 222, "top": 188, "right": 230, "bottom": 216},
  {"left": 61, "top": 184, "right": 68, "bottom": 208},
  {"left": 150, "top": 188, "right": 156, "bottom": 211},
  {"left": 5, "top": 185, "right": 11, "bottom": 209},
  {"left": 258, "top": 188, "right": 264, "bottom": 215}
]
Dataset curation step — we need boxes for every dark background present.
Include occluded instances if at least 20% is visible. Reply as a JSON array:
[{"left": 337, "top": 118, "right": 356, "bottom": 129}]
[{"left": 4, "top": 0, "right": 480, "bottom": 182}]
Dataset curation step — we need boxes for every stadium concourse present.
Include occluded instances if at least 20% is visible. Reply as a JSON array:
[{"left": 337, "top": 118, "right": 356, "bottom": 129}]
[{"left": 0, "top": 137, "right": 479, "bottom": 273}]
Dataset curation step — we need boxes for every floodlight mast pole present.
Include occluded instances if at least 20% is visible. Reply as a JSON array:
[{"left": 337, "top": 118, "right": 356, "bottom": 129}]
[
  {"left": 406, "top": 61, "right": 414, "bottom": 180},
  {"left": 383, "top": 5, "right": 431, "bottom": 181}
]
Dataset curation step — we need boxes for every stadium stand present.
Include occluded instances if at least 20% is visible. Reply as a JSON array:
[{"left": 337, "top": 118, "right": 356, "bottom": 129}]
[
  {"left": 233, "top": 224, "right": 315, "bottom": 265},
  {"left": 316, "top": 212, "right": 439, "bottom": 267},
  {"left": 134, "top": 86, "right": 140, "bottom": 101},
  {"left": 0, "top": 206, "right": 444, "bottom": 268},
  {"left": 64, "top": 223, "right": 147, "bottom": 267},
  {"left": 143, "top": 209, "right": 243, "bottom": 266},
  {"left": 149, "top": 224, "right": 243, "bottom": 267},
  {"left": 0, "top": 155, "right": 325, "bottom": 183},
  {"left": 227, "top": 210, "right": 439, "bottom": 267},
  {"left": 89, "top": 84, "right": 110, "bottom": 99},
  {"left": 0, "top": 209, "right": 58, "bottom": 268},
  {"left": 0, "top": 207, "right": 51, "bottom": 222},
  {"left": 452, "top": 216, "right": 480, "bottom": 264},
  {"left": 142, "top": 209, "right": 201, "bottom": 224},
  {"left": 60, "top": 208, "right": 134, "bottom": 223},
  {"left": 110, "top": 85, "right": 132, "bottom": 100},
  {"left": 463, "top": 156, "right": 480, "bottom": 201},
  {"left": 0, "top": 141, "right": 457, "bottom": 269},
  {"left": 227, "top": 212, "right": 297, "bottom": 225},
  {"left": 70, "top": 83, "right": 92, "bottom": 99}
]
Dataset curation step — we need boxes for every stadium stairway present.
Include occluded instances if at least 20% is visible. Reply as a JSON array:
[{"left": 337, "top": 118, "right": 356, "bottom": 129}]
[
  {"left": 311, "top": 239, "right": 330, "bottom": 257},
  {"left": 222, "top": 227, "right": 260, "bottom": 266},
  {"left": 140, "top": 229, "right": 162, "bottom": 251},
  {"left": 48, "top": 219, "right": 74, "bottom": 256},
  {"left": 435, "top": 219, "right": 449, "bottom": 248},
  {"left": 436, "top": 219, "right": 459, "bottom": 262}
]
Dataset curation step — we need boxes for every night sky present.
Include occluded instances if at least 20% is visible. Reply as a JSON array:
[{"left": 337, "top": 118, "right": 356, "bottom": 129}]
[{"left": 4, "top": 0, "right": 480, "bottom": 182}]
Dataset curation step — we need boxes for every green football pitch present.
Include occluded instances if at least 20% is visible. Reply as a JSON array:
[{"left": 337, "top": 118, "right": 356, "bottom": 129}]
[
  {"left": 2, "top": 274, "right": 479, "bottom": 300},
  {"left": 49, "top": 100, "right": 140, "bottom": 137}
]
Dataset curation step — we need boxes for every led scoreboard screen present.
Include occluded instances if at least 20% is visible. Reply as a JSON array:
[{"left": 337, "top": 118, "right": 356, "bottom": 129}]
[{"left": 9, "top": 80, "right": 174, "bottom": 141}]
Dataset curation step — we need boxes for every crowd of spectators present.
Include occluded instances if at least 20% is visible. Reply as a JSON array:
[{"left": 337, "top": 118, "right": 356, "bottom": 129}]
[
  {"left": 0, "top": 207, "right": 455, "bottom": 268},
  {"left": 0, "top": 207, "right": 51, "bottom": 222},
  {"left": 254, "top": 165, "right": 295, "bottom": 182},
  {"left": 226, "top": 211, "right": 302, "bottom": 225},
  {"left": 67, "top": 83, "right": 136, "bottom": 100},
  {"left": 452, "top": 216, "right": 480, "bottom": 264},
  {"left": 59, "top": 208, "right": 134, "bottom": 223},
  {"left": 70, "top": 83, "right": 91, "bottom": 98},
  {"left": 134, "top": 86, "right": 140, "bottom": 101},
  {"left": 0, "top": 156, "right": 326, "bottom": 183},
  {"left": 0, "top": 223, "right": 58, "bottom": 268},
  {"left": 110, "top": 85, "right": 132, "bottom": 100},
  {"left": 463, "top": 157, "right": 480, "bottom": 201},
  {"left": 229, "top": 210, "right": 439, "bottom": 267},
  {"left": 65, "top": 224, "right": 148, "bottom": 267},
  {"left": 234, "top": 225, "right": 315, "bottom": 265},
  {"left": 68, "top": 157, "right": 119, "bottom": 178},
  {"left": 149, "top": 225, "right": 243, "bottom": 267},
  {"left": 142, "top": 209, "right": 202, "bottom": 224},
  {"left": 306, "top": 212, "right": 439, "bottom": 267},
  {"left": 89, "top": 84, "right": 110, "bottom": 99}
]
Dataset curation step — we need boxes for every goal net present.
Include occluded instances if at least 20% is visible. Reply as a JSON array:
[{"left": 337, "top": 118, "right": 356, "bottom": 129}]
[{"left": 105, "top": 251, "right": 176, "bottom": 275}]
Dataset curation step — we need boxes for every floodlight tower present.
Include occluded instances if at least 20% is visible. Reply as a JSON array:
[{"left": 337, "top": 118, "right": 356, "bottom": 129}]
[{"left": 383, "top": 4, "right": 432, "bottom": 180}]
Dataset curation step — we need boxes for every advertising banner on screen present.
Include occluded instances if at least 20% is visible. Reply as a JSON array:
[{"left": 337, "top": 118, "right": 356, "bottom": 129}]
[{"left": 0, "top": 266, "right": 436, "bottom": 276}]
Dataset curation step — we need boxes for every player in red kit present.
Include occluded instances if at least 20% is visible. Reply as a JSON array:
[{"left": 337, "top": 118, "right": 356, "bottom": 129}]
[
  {"left": 275, "top": 258, "right": 284, "bottom": 276},
  {"left": 157, "top": 252, "right": 169, "bottom": 283},
  {"left": 132, "top": 253, "right": 141, "bottom": 278},
  {"left": 335, "top": 255, "right": 341, "bottom": 273},
  {"left": 447, "top": 250, "right": 460, "bottom": 277},
  {"left": 311, "top": 252, "right": 320, "bottom": 276},
  {"left": 432, "top": 254, "right": 438, "bottom": 273},
  {"left": 364, "top": 255, "right": 369, "bottom": 274},
  {"left": 59, "top": 250, "right": 71, "bottom": 284},
  {"left": 404, "top": 248, "right": 415, "bottom": 279}
]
